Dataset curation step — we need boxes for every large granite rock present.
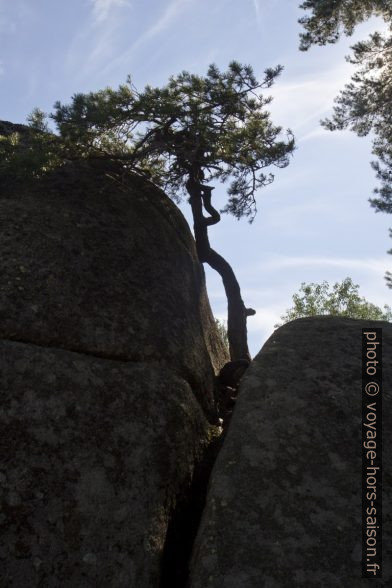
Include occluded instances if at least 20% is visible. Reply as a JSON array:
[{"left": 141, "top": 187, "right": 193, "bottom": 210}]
[
  {"left": 0, "top": 159, "right": 228, "bottom": 417},
  {"left": 189, "top": 317, "right": 392, "bottom": 587},
  {"left": 0, "top": 339, "right": 214, "bottom": 587},
  {"left": 0, "top": 152, "right": 228, "bottom": 586}
]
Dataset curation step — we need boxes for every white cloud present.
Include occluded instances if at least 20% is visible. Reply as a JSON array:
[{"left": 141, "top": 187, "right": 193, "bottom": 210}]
[
  {"left": 0, "top": 60, "right": 4, "bottom": 76},
  {"left": 90, "top": 0, "right": 131, "bottom": 24},
  {"left": 248, "top": 305, "right": 281, "bottom": 328},
  {"left": 268, "top": 61, "right": 354, "bottom": 135}
]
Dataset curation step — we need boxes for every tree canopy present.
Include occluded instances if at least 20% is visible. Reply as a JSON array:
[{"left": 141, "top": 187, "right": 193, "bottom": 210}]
[
  {"left": 299, "top": 1, "right": 392, "bottom": 286},
  {"left": 0, "top": 62, "right": 295, "bottom": 361},
  {"left": 276, "top": 277, "right": 392, "bottom": 326},
  {"left": 299, "top": 0, "right": 392, "bottom": 50},
  {"left": 49, "top": 62, "right": 294, "bottom": 220}
]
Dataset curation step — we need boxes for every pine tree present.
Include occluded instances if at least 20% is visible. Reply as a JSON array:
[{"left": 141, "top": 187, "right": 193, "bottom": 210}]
[
  {"left": 299, "top": 1, "right": 392, "bottom": 286},
  {"left": 0, "top": 62, "right": 295, "bottom": 360}
]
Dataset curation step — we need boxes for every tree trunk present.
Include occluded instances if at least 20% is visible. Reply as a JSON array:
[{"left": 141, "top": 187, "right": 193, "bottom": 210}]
[{"left": 186, "top": 176, "right": 254, "bottom": 362}]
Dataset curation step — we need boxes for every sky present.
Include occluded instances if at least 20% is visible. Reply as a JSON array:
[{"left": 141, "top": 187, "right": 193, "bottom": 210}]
[{"left": 1, "top": 0, "right": 391, "bottom": 356}]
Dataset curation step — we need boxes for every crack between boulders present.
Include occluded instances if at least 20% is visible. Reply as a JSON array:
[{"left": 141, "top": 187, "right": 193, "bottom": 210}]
[
  {"left": 159, "top": 376, "right": 241, "bottom": 588},
  {"left": 0, "top": 335, "right": 221, "bottom": 425},
  {"left": 0, "top": 335, "right": 139, "bottom": 363},
  {"left": 1, "top": 333, "right": 234, "bottom": 587},
  {"left": 159, "top": 431, "right": 224, "bottom": 588}
]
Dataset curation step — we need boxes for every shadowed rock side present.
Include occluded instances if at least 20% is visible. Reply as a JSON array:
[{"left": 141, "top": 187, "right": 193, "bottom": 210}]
[
  {"left": 0, "top": 158, "right": 228, "bottom": 418},
  {"left": 0, "top": 340, "right": 213, "bottom": 587},
  {"left": 189, "top": 317, "right": 392, "bottom": 587},
  {"left": 0, "top": 151, "right": 229, "bottom": 587}
]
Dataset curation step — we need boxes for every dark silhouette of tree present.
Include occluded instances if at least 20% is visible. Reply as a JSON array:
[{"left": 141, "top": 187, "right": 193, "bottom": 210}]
[
  {"left": 299, "top": 1, "right": 392, "bottom": 286},
  {"left": 0, "top": 62, "right": 295, "bottom": 360}
]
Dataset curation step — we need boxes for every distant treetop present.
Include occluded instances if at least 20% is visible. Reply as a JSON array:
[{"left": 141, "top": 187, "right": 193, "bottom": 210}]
[{"left": 276, "top": 277, "right": 392, "bottom": 327}]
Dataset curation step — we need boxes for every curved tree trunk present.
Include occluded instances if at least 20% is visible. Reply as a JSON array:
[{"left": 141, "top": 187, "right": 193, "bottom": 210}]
[{"left": 186, "top": 176, "right": 254, "bottom": 362}]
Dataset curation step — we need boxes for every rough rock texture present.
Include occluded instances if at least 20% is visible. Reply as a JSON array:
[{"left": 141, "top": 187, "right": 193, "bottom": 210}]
[
  {"left": 0, "top": 120, "right": 32, "bottom": 137},
  {"left": 0, "top": 160, "right": 228, "bottom": 417},
  {"left": 0, "top": 340, "right": 214, "bottom": 587},
  {"left": 189, "top": 317, "right": 392, "bottom": 587},
  {"left": 0, "top": 154, "right": 229, "bottom": 587}
]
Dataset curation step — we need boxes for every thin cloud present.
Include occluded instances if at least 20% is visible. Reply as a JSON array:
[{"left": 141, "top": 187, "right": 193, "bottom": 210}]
[
  {"left": 298, "top": 126, "right": 353, "bottom": 143},
  {"left": 267, "top": 15, "right": 391, "bottom": 140},
  {"left": 90, "top": 0, "right": 131, "bottom": 24},
  {"left": 268, "top": 62, "right": 354, "bottom": 135},
  {"left": 251, "top": 255, "right": 390, "bottom": 274},
  {"left": 251, "top": 0, "right": 261, "bottom": 27},
  {"left": 99, "top": 0, "right": 193, "bottom": 76},
  {"left": 65, "top": 0, "right": 132, "bottom": 80},
  {"left": 141, "top": 0, "right": 191, "bottom": 39}
]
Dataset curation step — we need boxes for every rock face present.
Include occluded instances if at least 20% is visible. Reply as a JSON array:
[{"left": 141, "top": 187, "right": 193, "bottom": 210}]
[
  {"left": 0, "top": 340, "right": 212, "bottom": 587},
  {"left": 189, "top": 317, "right": 392, "bottom": 587},
  {"left": 0, "top": 157, "right": 228, "bottom": 587},
  {"left": 0, "top": 160, "right": 228, "bottom": 417}
]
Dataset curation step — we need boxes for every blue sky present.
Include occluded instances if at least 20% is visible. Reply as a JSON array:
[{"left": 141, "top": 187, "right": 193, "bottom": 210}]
[{"left": 1, "top": 0, "right": 391, "bottom": 356}]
